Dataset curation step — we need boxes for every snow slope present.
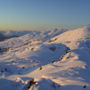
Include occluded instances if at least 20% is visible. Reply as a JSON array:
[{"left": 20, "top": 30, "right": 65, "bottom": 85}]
[
  {"left": 0, "top": 26, "right": 90, "bottom": 90},
  {"left": 0, "top": 29, "right": 67, "bottom": 41}
]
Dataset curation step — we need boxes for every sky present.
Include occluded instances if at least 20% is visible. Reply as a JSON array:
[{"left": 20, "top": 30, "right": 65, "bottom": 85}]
[{"left": 0, "top": 0, "right": 90, "bottom": 30}]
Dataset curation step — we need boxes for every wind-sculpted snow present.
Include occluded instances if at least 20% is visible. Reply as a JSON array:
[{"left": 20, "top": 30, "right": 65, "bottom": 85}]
[
  {"left": 0, "top": 42, "right": 68, "bottom": 76},
  {"left": 0, "top": 26, "right": 90, "bottom": 90}
]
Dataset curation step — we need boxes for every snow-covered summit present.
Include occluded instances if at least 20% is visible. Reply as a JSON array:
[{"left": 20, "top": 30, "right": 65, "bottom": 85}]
[{"left": 47, "top": 26, "right": 90, "bottom": 49}]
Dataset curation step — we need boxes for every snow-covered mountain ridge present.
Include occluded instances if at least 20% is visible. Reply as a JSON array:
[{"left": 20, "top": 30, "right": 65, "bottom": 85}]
[{"left": 0, "top": 26, "right": 90, "bottom": 90}]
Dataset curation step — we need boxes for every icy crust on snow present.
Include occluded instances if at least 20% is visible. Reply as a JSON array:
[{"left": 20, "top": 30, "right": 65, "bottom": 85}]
[{"left": 0, "top": 26, "right": 90, "bottom": 90}]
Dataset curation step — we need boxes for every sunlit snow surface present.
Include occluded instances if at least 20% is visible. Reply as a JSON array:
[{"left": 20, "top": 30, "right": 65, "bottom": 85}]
[{"left": 0, "top": 27, "right": 90, "bottom": 90}]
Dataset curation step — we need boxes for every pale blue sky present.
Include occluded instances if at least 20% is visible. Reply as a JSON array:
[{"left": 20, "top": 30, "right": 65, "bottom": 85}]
[{"left": 0, "top": 0, "right": 90, "bottom": 30}]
